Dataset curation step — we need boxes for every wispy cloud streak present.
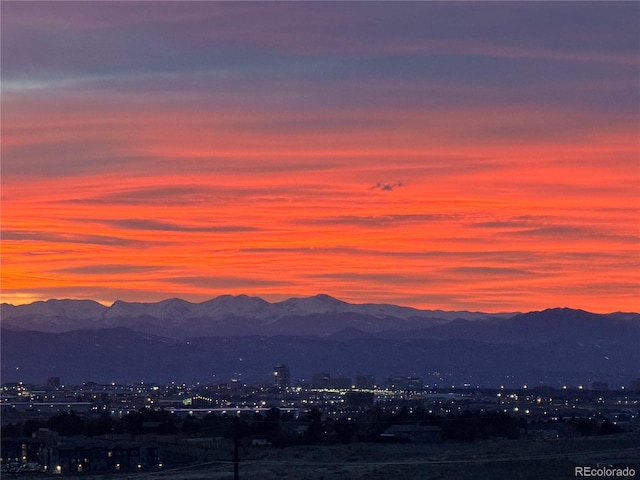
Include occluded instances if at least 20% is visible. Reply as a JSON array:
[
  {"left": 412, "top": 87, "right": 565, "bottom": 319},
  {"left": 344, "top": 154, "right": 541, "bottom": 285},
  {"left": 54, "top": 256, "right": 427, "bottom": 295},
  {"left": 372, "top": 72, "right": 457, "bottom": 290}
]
[{"left": 1, "top": 2, "right": 638, "bottom": 312}]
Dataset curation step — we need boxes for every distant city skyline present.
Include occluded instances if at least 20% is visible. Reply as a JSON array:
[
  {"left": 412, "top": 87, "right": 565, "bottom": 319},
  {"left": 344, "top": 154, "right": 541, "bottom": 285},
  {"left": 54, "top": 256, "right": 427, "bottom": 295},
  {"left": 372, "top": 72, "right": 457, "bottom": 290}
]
[{"left": 2, "top": 2, "right": 638, "bottom": 312}]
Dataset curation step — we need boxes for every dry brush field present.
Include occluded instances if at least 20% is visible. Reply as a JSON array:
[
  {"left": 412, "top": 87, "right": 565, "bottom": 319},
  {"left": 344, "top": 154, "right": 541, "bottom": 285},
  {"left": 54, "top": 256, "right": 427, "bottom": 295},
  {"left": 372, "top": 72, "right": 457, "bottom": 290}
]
[{"left": 77, "top": 431, "right": 640, "bottom": 480}]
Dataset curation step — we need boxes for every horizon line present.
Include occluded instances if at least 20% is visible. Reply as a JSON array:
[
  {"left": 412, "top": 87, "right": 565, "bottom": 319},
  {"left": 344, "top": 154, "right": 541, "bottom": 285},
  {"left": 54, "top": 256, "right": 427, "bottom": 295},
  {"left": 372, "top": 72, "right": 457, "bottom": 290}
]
[{"left": 3, "top": 294, "right": 638, "bottom": 316}]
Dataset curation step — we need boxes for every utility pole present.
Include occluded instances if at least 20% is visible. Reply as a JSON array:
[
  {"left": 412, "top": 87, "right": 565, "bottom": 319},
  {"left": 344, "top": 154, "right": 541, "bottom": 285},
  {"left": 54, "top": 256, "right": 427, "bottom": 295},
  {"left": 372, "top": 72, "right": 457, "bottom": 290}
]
[{"left": 233, "top": 416, "right": 239, "bottom": 480}]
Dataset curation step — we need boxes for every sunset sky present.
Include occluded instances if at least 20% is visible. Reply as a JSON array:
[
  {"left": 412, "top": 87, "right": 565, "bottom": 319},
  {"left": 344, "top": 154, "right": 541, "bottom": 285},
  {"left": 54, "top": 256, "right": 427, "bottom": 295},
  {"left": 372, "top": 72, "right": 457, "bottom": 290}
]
[{"left": 2, "top": 2, "right": 639, "bottom": 312}]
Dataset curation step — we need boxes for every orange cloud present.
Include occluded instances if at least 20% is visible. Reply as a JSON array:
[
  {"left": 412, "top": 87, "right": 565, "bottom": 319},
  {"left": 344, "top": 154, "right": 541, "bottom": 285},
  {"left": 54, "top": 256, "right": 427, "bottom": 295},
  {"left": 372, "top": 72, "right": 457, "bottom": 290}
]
[{"left": 2, "top": 91, "right": 638, "bottom": 313}]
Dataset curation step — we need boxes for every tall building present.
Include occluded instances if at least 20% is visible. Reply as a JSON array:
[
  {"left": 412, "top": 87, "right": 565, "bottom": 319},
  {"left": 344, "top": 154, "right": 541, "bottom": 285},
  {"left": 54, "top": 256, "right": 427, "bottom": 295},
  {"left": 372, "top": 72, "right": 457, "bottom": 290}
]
[{"left": 273, "top": 364, "right": 290, "bottom": 387}]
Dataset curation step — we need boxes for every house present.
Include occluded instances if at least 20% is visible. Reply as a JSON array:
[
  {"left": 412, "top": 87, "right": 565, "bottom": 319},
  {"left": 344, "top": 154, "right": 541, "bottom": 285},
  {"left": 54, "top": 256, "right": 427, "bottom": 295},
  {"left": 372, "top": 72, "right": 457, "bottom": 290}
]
[{"left": 39, "top": 439, "right": 159, "bottom": 474}]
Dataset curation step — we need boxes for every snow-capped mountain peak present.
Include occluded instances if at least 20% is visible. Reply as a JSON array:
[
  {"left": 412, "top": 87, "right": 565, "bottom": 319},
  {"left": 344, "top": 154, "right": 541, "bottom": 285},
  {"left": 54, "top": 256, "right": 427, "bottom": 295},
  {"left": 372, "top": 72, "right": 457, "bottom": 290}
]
[
  {"left": 1, "top": 294, "right": 524, "bottom": 339},
  {"left": 2, "top": 298, "right": 107, "bottom": 320}
]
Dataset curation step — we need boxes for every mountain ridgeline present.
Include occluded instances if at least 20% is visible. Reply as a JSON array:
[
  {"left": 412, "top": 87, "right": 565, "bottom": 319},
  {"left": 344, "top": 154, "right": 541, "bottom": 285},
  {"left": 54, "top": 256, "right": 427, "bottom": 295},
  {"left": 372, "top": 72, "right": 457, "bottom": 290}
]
[
  {"left": 0, "top": 294, "right": 515, "bottom": 339},
  {"left": 2, "top": 295, "right": 639, "bottom": 386}
]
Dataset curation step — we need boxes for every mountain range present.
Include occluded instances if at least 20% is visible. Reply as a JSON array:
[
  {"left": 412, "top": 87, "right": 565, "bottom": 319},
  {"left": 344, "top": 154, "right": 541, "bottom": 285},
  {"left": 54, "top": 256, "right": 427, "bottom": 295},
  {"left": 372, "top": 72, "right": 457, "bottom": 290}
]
[
  {"left": 1, "top": 294, "right": 516, "bottom": 339},
  {"left": 2, "top": 295, "right": 639, "bottom": 387}
]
